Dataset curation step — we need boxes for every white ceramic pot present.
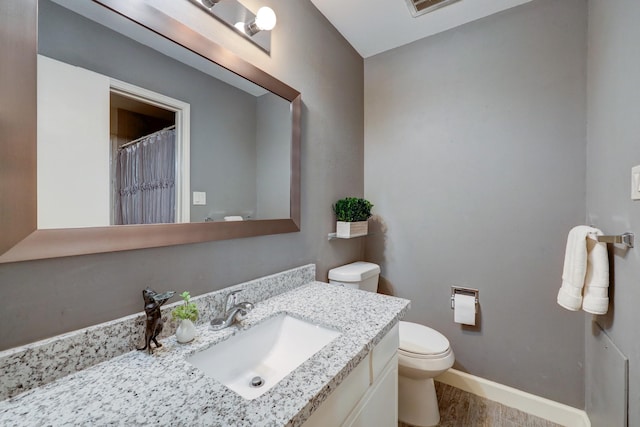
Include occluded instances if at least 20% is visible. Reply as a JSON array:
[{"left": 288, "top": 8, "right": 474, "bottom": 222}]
[{"left": 176, "top": 319, "right": 197, "bottom": 343}]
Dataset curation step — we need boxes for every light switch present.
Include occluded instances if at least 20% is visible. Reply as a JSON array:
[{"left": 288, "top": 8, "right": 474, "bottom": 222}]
[
  {"left": 632, "top": 166, "right": 640, "bottom": 200},
  {"left": 193, "top": 191, "right": 207, "bottom": 205}
]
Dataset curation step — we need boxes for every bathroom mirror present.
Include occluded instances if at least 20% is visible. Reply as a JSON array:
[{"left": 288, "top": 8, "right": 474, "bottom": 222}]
[{"left": 0, "top": 0, "right": 301, "bottom": 263}]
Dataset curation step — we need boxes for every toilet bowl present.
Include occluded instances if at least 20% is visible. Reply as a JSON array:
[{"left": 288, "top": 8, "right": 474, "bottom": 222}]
[
  {"left": 397, "top": 321, "right": 454, "bottom": 427},
  {"left": 328, "top": 262, "right": 455, "bottom": 427}
]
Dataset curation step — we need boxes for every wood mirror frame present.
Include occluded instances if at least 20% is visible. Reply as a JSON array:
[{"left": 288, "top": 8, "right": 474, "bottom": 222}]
[{"left": 0, "top": 0, "right": 301, "bottom": 263}]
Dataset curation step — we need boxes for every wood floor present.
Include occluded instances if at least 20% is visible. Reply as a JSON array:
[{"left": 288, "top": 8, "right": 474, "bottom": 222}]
[{"left": 398, "top": 382, "right": 564, "bottom": 427}]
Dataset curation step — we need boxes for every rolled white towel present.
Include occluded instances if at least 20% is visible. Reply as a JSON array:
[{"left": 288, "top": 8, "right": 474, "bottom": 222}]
[
  {"left": 582, "top": 232, "right": 609, "bottom": 315},
  {"left": 557, "top": 226, "right": 596, "bottom": 311},
  {"left": 224, "top": 216, "right": 244, "bottom": 221}
]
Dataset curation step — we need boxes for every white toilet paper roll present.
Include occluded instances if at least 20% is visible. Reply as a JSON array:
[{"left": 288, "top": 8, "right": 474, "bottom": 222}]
[{"left": 454, "top": 293, "right": 476, "bottom": 326}]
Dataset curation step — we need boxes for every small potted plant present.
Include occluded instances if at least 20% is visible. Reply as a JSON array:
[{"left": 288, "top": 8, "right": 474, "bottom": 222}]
[
  {"left": 333, "top": 197, "right": 373, "bottom": 238},
  {"left": 172, "top": 291, "right": 199, "bottom": 343}
]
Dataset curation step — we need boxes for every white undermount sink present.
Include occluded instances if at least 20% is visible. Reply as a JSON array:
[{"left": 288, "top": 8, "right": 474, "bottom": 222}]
[{"left": 186, "top": 313, "right": 341, "bottom": 400}]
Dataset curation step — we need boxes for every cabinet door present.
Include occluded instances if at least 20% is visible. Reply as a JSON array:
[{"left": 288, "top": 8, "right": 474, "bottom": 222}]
[
  {"left": 302, "top": 355, "right": 370, "bottom": 427},
  {"left": 303, "top": 323, "right": 400, "bottom": 427},
  {"left": 345, "top": 354, "right": 398, "bottom": 427}
]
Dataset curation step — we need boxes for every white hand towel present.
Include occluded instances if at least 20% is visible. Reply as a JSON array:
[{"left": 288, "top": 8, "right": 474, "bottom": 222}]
[
  {"left": 582, "top": 231, "right": 609, "bottom": 315},
  {"left": 557, "top": 226, "right": 597, "bottom": 311}
]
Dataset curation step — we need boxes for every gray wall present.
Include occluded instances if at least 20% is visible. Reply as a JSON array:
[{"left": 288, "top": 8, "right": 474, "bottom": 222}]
[
  {"left": 0, "top": 0, "right": 364, "bottom": 350},
  {"left": 364, "top": 0, "right": 587, "bottom": 408},
  {"left": 586, "top": 0, "right": 640, "bottom": 424}
]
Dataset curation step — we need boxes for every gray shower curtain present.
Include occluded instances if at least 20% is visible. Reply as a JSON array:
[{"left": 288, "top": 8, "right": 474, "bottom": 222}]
[{"left": 115, "top": 128, "right": 176, "bottom": 225}]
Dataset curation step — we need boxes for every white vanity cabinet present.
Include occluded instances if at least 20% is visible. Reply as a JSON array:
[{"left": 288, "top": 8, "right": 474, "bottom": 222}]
[{"left": 303, "top": 323, "right": 399, "bottom": 427}]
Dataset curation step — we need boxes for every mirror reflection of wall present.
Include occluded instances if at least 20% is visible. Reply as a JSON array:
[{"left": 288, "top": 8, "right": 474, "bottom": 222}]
[
  {"left": 256, "top": 94, "right": 293, "bottom": 220},
  {"left": 37, "top": 53, "right": 189, "bottom": 228},
  {"left": 37, "top": 0, "right": 292, "bottom": 229}
]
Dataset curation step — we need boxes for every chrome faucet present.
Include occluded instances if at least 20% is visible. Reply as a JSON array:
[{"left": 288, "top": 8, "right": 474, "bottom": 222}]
[{"left": 210, "top": 289, "right": 254, "bottom": 330}]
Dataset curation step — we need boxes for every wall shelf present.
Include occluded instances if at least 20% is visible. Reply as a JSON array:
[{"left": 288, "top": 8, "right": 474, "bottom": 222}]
[{"left": 327, "top": 233, "right": 370, "bottom": 241}]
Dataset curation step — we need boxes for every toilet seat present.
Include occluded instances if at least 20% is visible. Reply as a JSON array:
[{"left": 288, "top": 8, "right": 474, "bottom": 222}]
[
  {"left": 398, "top": 347, "right": 452, "bottom": 360},
  {"left": 399, "top": 321, "right": 450, "bottom": 356},
  {"left": 397, "top": 321, "right": 455, "bottom": 377}
]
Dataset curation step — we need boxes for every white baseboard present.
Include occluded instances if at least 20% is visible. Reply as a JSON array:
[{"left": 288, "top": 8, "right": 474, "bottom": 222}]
[{"left": 435, "top": 369, "right": 590, "bottom": 427}]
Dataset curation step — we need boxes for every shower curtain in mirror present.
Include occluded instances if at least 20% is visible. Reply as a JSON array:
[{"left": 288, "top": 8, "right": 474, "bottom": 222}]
[{"left": 114, "top": 128, "right": 175, "bottom": 225}]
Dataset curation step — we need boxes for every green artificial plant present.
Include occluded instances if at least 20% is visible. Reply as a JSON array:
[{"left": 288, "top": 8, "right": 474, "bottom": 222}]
[
  {"left": 171, "top": 291, "right": 199, "bottom": 322},
  {"left": 333, "top": 197, "right": 373, "bottom": 222}
]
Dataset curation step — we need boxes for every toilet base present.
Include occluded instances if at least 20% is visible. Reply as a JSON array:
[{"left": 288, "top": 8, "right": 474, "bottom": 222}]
[{"left": 398, "top": 376, "right": 440, "bottom": 427}]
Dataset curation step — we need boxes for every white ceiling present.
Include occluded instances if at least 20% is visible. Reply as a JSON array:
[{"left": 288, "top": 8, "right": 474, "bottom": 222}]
[{"left": 309, "top": 0, "right": 534, "bottom": 58}]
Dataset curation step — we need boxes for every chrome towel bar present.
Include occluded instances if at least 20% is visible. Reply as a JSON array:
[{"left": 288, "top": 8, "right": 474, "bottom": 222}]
[{"left": 596, "top": 232, "right": 634, "bottom": 248}]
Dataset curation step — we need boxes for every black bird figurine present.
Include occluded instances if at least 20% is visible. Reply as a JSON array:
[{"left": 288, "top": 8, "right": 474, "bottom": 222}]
[{"left": 137, "top": 288, "right": 175, "bottom": 354}]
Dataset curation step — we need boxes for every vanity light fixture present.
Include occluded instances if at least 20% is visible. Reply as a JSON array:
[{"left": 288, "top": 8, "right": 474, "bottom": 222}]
[
  {"left": 202, "top": 0, "right": 222, "bottom": 8},
  {"left": 188, "top": 0, "right": 275, "bottom": 53}
]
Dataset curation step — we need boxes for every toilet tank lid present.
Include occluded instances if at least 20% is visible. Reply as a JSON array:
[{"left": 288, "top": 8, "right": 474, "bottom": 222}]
[
  {"left": 328, "top": 262, "right": 380, "bottom": 282},
  {"left": 399, "top": 321, "right": 450, "bottom": 355}
]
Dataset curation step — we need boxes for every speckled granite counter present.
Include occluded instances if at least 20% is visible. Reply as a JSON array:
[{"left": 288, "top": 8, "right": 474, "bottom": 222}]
[
  {"left": 0, "top": 281, "right": 409, "bottom": 426},
  {"left": 0, "top": 265, "right": 316, "bottom": 401}
]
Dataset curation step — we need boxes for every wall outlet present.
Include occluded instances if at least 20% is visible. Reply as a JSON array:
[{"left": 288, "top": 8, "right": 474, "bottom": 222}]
[{"left": 193, "top": 191, "right": 206, "bottom": 205}]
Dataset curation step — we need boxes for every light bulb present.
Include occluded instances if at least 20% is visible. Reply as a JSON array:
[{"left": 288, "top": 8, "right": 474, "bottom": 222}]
[
  {"left": 234, "top": 22, "right": 247, "bottom": 33},
  {"left": 254, "top": 7, "right": 276, "bottom": 31}
]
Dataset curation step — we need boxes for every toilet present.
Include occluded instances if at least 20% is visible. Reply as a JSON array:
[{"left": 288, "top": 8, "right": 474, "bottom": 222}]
[{"left": 328, "top": 262, "right": 454, "bottom": 427}]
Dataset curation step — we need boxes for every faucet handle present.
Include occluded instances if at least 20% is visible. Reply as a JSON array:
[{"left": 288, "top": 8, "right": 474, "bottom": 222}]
[
  {"left": 225, "top": 289, "right": 243, "bottom": 312},
  {"left": 234, "top": 302, "right": 254, "bottom": 321}
]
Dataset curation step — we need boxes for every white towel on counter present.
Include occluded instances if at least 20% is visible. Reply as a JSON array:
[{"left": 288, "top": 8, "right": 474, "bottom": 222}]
[{"left": 557, "top": 226, "right": 609, "bottom": 314}]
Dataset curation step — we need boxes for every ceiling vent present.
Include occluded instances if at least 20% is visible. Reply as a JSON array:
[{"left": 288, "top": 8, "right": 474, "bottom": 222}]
[{"left": 405, "top": 0, "right": 463, "bottom": 17}]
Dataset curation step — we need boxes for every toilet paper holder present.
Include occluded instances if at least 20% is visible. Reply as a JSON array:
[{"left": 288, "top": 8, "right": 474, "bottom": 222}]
[{"left": 450, "top": 286, "right": 479, "bottom": 312}]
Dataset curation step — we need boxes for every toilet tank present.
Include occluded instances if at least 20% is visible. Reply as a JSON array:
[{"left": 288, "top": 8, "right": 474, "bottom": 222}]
[{"left": 328, "top": 262, "right": 380, "bottom": 293}]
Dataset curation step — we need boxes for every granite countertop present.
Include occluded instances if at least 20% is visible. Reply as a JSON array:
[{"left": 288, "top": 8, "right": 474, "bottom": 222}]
[{"left": 0, "top": 282, "right": 409, "bottom": 426}]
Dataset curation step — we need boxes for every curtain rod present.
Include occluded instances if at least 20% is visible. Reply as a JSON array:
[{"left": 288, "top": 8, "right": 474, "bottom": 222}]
[{"left": 118, "top": 124, "right": 176, "bottom": 150}]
